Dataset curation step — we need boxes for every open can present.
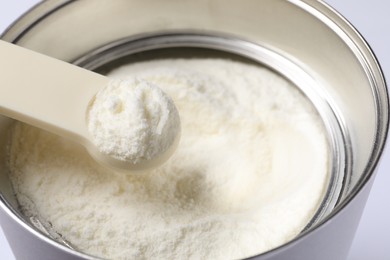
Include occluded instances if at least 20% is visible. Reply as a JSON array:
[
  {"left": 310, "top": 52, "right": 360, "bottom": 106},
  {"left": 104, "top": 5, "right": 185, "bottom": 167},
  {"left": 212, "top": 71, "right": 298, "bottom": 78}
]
[{"left": 0, "top": 1, "right": 388, "bottom": 259}]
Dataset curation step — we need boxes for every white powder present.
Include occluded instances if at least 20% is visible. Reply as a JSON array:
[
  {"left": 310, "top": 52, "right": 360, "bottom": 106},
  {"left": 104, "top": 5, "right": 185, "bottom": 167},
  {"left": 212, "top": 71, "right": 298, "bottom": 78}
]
[
  {"left": 8, "top": 58, "right": 329, "bottom": 260},
  {"left": 87, "top": 78, "right": 180, "bottom": 164}
]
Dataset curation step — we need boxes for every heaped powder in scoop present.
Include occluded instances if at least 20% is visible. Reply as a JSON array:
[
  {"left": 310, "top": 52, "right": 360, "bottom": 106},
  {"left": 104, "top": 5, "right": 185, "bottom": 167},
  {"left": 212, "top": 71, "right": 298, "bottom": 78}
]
[
  {"left": 87, "top": 78, "right": 180, "bottom": 164},
  {"left": 8, "top": 58, "right": 329, "bottom": 260}
]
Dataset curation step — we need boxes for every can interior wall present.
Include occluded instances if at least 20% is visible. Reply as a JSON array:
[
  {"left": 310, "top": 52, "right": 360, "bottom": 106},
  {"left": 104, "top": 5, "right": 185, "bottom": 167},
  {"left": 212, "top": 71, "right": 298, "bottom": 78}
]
[{"left": 0, "top": 0, "right": 388, "bottom": 259}]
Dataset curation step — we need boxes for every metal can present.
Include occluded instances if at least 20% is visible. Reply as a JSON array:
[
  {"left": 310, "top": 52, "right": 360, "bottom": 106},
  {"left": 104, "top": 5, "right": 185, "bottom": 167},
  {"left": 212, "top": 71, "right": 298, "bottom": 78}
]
[{"left": 0, "top": 1, "right": 388, "bottom": 259}]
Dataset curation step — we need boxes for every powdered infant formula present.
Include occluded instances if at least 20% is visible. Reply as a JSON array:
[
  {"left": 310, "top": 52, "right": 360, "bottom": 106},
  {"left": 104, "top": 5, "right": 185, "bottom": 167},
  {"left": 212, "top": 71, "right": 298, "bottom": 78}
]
[
  {"left": 8, "top": 58, "right": 329, "bottom": 259},
  {"left": 87, "top": 78, "right": 180, "bottom": 165}
]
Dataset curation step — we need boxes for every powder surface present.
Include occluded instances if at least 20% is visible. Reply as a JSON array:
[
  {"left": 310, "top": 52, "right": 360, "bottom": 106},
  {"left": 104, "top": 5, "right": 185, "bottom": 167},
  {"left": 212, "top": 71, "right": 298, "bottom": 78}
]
[
  {"left": 87, "top": 78, "right": 180, "bottom": 164},
  {"left": 8, "top": 58, "right": 329, "bottom": 260}
]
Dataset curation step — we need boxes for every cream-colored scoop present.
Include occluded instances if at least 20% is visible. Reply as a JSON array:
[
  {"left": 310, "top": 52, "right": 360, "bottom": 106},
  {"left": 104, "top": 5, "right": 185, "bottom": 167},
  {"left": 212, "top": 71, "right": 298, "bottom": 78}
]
[{"left": 0, "top": 41, "right": 179, "bottom": 172}]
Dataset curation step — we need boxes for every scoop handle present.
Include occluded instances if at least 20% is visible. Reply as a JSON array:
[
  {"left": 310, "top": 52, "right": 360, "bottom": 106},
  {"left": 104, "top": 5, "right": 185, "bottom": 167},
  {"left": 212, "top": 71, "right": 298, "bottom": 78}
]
[{"left": 0, "top": 40, "right": 109, "bottom": 144}]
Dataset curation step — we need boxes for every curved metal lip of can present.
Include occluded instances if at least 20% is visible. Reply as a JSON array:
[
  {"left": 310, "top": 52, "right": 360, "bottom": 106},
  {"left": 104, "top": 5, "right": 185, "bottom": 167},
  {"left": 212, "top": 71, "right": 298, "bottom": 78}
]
[{"left": 0, "top": 0, "right": 388, "bottom": 259}]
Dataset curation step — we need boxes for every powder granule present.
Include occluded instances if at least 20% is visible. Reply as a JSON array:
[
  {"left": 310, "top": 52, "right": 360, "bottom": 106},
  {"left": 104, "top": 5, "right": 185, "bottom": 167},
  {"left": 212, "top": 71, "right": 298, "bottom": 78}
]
[
  {"left": 87, "top": 78, "right": 180, "bottom": 163},
  {"left": 8, "top": 58, "right": 329, "bottom": 260}
]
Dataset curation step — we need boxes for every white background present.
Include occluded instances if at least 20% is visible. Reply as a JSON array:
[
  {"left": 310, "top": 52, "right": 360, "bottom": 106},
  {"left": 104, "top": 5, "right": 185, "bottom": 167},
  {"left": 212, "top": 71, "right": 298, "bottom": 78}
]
[{"left": 0, "top": 1, "right": 389, "bottom": 259}]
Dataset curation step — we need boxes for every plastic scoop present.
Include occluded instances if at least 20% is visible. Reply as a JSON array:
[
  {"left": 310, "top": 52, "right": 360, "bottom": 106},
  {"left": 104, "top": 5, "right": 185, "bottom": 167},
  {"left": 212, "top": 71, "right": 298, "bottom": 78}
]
[{"left": 0, "top": 40, "right": 179, "bottom": 172}]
